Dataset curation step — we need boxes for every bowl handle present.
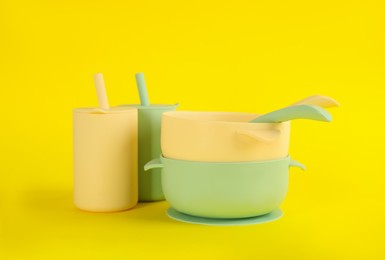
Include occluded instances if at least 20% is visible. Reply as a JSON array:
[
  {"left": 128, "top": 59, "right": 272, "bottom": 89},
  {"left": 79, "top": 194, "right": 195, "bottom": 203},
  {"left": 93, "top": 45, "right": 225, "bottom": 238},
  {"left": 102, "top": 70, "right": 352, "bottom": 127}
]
[
  {"left": 236, "top": 129, "right": 280, "bottom": 143},
  {"left": 144, "top": 158, "right": 164, "bottom": 171},
  {"left": 289, "top": 159, "right": 306, "bottom": 171}
]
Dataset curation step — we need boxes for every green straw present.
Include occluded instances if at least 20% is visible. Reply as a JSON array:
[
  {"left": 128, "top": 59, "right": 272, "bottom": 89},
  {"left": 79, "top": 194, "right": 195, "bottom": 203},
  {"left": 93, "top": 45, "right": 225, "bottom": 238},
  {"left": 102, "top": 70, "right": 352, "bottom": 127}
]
[{"left": 135, "top": 72, "right": 150, "bottom": 106}]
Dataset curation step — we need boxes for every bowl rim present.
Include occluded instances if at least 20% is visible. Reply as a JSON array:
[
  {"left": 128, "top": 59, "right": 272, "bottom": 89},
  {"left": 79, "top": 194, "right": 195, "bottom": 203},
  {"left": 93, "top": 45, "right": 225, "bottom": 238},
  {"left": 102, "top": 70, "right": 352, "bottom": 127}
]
[
  {"left": 160, "top": 154, "right": 291, "bottom": 165},
  {"left": 162, "top": 110, "right": 289, "bottom": 126}
]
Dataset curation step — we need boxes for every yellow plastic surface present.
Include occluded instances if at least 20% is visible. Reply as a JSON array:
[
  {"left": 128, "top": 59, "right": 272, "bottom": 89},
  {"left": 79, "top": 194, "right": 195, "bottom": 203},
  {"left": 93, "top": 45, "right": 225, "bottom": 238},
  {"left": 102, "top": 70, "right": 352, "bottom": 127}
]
[
  {"left": 73, "top": 107, "right": 138, "bottom": 212},
  {"left": 162, "top": 111, "right": 291, "bottom": 161},
  {"left": 1, "top": 0, "right": 385, "bottom": 259}
]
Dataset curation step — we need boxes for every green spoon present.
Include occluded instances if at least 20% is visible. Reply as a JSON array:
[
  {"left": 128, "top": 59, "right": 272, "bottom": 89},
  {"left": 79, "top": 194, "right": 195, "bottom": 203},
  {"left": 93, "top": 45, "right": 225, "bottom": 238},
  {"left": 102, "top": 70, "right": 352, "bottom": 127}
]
[{"left": 250, "top": 104, "right": 332, "bottom": 123}]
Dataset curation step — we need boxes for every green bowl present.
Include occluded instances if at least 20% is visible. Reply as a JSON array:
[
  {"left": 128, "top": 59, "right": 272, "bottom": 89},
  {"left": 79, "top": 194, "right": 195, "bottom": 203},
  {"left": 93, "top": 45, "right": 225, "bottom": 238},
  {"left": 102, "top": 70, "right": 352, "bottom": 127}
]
[{"left": 145, "top": 156, "right": 305, "bottom": 219}]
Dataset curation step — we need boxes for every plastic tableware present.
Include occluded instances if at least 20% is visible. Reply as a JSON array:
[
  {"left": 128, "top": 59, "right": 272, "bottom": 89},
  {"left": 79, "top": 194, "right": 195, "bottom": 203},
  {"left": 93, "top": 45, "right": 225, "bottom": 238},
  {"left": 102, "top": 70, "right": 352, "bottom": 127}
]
[
  {"left": 73, "top": 73, "right": 138, "bottom": 212},
  {"left": 249, "top": 105, "right": 332, "bottom": 123},
  {"left": 144, "top": 156, "right": 305, "bottom": 219},
  {"left": 73, "top": 107, "right": 138, "bottom": 212},
  {"left": 161, "top": 111, "right": 291, "bottom": 162},
  {"left": 121, "top": 72, "right": 180, "bottom": 201},
  {"left": 166, "top": 208, "right": 283, "bottom": 226},
  {"left": 121, "top": 104, "right": 179, "bottom": 201}
]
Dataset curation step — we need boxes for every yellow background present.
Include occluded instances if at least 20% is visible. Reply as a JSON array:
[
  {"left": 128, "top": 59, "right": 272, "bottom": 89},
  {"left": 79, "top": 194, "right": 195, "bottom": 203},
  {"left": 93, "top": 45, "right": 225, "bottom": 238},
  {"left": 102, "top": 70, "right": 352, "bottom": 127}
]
[{"left": 1, "top": 0, "right": 384, "bottom": 259}]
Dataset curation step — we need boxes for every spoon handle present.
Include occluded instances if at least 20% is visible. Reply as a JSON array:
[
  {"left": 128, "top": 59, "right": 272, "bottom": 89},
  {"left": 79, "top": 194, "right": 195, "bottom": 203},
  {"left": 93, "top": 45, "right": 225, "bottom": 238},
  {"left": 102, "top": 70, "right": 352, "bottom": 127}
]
[{"left": 250, "top": 105, "right": 332, "bottom": 123}]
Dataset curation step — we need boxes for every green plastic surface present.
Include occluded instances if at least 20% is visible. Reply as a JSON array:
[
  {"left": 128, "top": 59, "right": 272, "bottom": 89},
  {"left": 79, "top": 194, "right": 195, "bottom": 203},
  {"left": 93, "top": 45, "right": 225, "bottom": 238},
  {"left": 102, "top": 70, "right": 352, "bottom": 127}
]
[
  {"left": 166, "top": 207, "right": 283, "bottom": 226},
  {"left": 250, "top": 104, "right": 332, "bottom": 123},
  {"left": 135, "top": 73, "right": 150, "bottom": 106},
  {"left": 125, "top": 104, "right": 178, "bottom": 201},
  {"left": 145, "top": 156, "right": 304, "bottom": 218}
]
